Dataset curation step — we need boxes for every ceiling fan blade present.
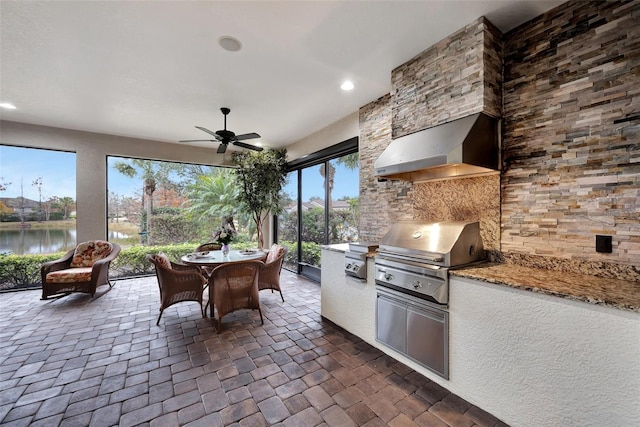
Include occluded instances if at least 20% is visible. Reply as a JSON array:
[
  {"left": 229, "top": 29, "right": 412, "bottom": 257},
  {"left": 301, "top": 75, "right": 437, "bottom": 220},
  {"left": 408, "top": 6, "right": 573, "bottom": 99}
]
[
  {"left": 233, "top": 141, "right": 264, "bottom": 151},
  {"left": 234, "top": 132, "right": 260, "bottom": 141},
  {"left": 179, "top": 139, "right": 217, "bottom": 143},
  {"left": 217, "top": 143, "right": 228, "bottom": 154},
  {"left": 195, "top": 126, "right": 222, "bottom": 140}
]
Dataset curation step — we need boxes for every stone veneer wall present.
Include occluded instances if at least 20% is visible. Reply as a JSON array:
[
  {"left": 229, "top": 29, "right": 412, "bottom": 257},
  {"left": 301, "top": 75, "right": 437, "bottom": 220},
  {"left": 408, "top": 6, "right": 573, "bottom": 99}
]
[
  {"left": 391, "top": 17, "right": 502, "bottom": 137},
  {"left": 359, "top": 17, "right": 503, "bottom": 244},
  {"left": 501, "top": 0, "right": 640, "bottom": 276},
  {"left": 359, "top": 95, "right": 413, "bottom": 241}
]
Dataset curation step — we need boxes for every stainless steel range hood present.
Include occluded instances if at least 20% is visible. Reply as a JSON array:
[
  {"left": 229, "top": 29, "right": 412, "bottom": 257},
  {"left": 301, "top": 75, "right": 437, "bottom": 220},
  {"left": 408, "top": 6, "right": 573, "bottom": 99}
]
[{"left": 374, "top": 113, "right": 500, "bottom": 182}]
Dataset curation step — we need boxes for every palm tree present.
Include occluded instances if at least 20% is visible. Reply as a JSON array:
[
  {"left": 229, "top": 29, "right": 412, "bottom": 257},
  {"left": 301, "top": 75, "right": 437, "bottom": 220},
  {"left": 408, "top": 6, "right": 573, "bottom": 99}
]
[
  {"left": 56, "top": 196, "right": 75, "bottom": 220},
  {"left": 186, "top": 168, "right": 255, "bottom": 241},
  {"left": 319, "top": 163, "right": 336, "bottom": 210},
  {"left": 113, "top": 159, "right": 172, "bottom": 245},
  {"left": 186, "top": 169, "right": 238, "bottom": 220},
  {"left": 319, "top": 153, "right": 358, "bottom": 210}
]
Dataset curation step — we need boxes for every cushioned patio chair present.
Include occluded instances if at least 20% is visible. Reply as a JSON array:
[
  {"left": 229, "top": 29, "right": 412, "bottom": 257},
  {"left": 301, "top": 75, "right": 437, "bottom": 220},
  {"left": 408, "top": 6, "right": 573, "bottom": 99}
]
[
  {"left": 258, "top": 244, "right": 287, "bottom": 302},
  {"left": 210, "top": 260, "right": 263, "bottom": 333},
  {"left": 147, "top": 253, "right": 207, "bottom": 325},
  {"left": 41, "top": 240, "right": 120, "bottom": 300}
]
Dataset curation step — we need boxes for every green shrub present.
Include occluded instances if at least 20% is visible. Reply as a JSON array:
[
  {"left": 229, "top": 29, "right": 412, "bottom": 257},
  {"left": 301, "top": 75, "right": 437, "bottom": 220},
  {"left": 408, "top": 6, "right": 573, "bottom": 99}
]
[
  {"left": 0, "top": 241, "right": 263, "bottom": 291},
  {"left": 279, "top": 240, "right": 321, "bottom": 268},
  {"left": 0, "top": 252, "right": 64, "bottom": 291}
]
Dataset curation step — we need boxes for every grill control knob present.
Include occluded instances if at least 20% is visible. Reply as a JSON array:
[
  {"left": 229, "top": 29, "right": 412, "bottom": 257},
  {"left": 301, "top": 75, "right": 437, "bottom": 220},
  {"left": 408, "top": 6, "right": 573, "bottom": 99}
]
[
  {"left": 346, "top": 263, "right": 352, "bottom": 269},
  {"left": 384, "top": 273, "right": 393, "bottom": 281},
  {"left": 412, "top": 280, "right": 422, "bottom": 289}
]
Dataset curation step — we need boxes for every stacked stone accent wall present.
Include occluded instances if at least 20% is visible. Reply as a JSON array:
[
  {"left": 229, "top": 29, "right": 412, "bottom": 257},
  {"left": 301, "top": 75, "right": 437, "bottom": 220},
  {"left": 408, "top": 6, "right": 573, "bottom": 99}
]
[
  {"left": 358, "top": 1, "right": 638, "bottom": 280},
  {"left": 359, "top": 17, "right": 502, "bottom": 244},
  {"left": 502, "top": 0, "right": 640, "bottom": 272},
  {"left": 391, "top": 17, "right": 503, "bottom": 138},
  {"left": 358, "top": 95, "right": 413, "bottom": 241}
]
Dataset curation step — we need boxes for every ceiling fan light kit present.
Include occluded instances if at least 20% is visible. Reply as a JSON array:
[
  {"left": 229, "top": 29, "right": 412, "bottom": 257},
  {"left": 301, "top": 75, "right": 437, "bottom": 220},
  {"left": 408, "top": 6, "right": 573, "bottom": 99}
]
[{"left": 179, "top": 107, "right": 263, "bottom": 153}]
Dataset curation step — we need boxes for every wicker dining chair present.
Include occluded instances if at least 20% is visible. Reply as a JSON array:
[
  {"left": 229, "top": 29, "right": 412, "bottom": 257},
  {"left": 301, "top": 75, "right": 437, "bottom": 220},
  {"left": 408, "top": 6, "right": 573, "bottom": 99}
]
[
  {"left": 209, "top": 260, "right": 263, "bottom": 333},
  {"left": 258, "top": 244, "right": 287, "bottom": 302},
  {"left": 195, "top": 242, "right": 222, "bottom": 253},
  {"left": 193, "top": 242, "right": 224, "bottom": 311},
  {"left": 147, "top": 253, "right": 206, "bottom": 325}
]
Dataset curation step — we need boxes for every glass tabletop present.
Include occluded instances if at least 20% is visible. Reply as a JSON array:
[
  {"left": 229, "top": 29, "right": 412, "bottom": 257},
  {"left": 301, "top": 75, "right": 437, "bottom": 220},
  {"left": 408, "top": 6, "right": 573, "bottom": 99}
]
[{"left": 181, "top": 249, "right": 265, "bottom": 265}]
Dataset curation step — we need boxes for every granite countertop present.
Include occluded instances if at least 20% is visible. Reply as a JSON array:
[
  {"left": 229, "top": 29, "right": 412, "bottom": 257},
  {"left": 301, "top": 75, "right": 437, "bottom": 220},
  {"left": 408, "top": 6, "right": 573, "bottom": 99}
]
[
  {"left": 451, "top": 262, "right": 640, "bottom": 313},
  {"left": 322, "top": 244, "right": 640, "bottom": 312}
]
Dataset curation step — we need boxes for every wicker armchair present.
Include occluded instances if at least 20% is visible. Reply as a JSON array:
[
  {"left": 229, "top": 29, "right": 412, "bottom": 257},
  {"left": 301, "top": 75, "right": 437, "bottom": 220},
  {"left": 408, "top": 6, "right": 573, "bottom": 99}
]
[
  {"left": 210, "top": 260, "right": 263, "bottom": 333},
  {"left": 41, "top": 240, "right": 120, "bottom": 300},
  {"left": 258, "top": 244, "right": 287, "bottom": 302},
  {"left": 147, "top": 253, "right": 206, "bottom": 325}
]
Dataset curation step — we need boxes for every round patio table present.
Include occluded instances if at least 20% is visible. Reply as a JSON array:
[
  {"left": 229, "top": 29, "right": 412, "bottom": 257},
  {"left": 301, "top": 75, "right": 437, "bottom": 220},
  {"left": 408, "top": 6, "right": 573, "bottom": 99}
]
[{"left": 181, "top": 249, "right": 267, "bottom": 317}]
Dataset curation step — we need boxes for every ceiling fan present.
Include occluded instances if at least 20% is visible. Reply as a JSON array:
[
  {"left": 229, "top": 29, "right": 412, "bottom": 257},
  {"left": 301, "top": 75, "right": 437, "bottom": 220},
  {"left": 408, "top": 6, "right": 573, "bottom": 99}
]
[{"left": 180, "top": 107, "right": 263, "bottom": 153}]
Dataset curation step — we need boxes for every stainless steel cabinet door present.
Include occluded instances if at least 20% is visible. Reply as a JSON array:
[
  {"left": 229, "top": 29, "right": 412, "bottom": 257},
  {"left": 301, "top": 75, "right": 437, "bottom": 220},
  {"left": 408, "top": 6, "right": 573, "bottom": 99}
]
[
  {"left": 406, "top": 304, "right": 449, "bottom": 379},
  {"left": 376, "top": 293, "right": 407, "bottom": 354}
]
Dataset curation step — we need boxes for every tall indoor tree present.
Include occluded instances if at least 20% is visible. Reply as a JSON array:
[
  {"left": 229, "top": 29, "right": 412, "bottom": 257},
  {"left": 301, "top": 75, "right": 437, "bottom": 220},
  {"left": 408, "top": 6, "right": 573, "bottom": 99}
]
[{"left": 232, "top": 149, "right": 287, "bottom": 249}]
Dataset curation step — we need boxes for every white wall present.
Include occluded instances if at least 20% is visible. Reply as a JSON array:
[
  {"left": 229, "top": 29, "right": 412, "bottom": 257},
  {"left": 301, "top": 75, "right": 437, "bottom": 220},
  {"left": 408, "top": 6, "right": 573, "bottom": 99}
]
[
  {"left": 285, "top": 112, "right": 359, "bottom": 160},
  {"left": 449, "top": 276, "right": 640, "bottom": 427}
]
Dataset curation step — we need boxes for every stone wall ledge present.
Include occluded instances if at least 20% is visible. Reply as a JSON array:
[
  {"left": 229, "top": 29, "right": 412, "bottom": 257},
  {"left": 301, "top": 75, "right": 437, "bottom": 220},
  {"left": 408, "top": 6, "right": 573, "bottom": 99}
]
[{"left": 451, "top": 262, "right": 640, "bottom": 313}]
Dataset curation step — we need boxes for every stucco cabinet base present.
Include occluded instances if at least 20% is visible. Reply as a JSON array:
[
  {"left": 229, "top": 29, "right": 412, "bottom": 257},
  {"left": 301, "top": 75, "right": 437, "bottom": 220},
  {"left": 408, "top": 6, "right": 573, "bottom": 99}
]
[
  {"left": 320, "top": 248, "right": 640, "bottom": 427},
  {"left": 320, "top": 248, "right": 376, "bottom": 345}
]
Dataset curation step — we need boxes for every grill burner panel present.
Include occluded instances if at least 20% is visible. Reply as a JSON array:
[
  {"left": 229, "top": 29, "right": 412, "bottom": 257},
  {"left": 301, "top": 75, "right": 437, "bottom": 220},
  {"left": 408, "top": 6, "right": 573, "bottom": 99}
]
[{"left": 344, "top": 242, "right": 379, "bottom": 280}]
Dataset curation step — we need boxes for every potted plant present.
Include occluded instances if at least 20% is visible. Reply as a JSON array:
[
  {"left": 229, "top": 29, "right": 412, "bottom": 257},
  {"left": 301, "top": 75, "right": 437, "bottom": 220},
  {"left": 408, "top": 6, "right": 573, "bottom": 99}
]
[
  {"left": 212, "top": 215, "right": 237, "bottom": 255},
  {"left": 232, "top": 149, "right": 287, "bottom": 249}
]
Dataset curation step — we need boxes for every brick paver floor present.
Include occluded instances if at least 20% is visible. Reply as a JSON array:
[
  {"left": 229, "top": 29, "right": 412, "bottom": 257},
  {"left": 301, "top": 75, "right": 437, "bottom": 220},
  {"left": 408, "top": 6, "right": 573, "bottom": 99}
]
[{"left": 0, "top": 270, "right": 508, "bottom": 426}]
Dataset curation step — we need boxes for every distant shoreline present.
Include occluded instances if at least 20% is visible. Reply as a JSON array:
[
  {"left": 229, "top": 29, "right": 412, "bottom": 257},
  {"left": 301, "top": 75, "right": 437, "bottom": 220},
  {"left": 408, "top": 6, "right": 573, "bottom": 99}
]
[{"left": 0, "top": 219, "right": 77, "bottom": 230}]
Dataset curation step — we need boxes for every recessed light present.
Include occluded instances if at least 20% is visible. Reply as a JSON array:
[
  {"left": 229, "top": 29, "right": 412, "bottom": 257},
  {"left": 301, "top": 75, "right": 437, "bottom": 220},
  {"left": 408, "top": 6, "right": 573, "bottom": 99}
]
[
  {"left": 341, "top": 81, "right": 355, "bottom": 91},
  {"left": 0, "top": 102, "right": 16, "bottom": 109},
  {"left": 218, "top": 36, "right": 242, "bottom": 52}
]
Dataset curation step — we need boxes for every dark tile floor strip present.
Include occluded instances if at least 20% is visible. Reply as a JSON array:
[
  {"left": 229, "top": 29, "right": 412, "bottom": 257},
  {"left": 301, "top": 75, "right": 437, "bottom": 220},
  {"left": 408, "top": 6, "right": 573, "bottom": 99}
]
[{"left": 0, "top": 271, "right": 508, "bottom": 426}]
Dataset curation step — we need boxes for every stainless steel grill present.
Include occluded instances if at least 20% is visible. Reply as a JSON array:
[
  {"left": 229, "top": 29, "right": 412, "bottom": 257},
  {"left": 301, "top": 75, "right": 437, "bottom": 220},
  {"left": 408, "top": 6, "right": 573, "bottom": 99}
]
[
  {"left": 375, "top": 221, "right": 483, "bottom": 304},
  {"left": 374, "top": 220, "right": 485, "bottom": 380}
]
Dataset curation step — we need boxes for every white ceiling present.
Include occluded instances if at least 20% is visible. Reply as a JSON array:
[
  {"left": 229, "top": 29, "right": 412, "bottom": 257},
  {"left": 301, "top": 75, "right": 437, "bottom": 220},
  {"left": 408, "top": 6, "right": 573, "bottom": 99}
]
[{"left": 0, "top": 0, "right": 564, "bottom": 151}]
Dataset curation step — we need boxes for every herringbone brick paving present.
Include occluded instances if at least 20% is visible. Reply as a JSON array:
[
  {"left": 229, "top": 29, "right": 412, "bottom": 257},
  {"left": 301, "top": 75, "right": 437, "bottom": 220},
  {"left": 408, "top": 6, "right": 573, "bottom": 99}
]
[{"left": 0, "top": 271, "right": 507, "bottom": 426}]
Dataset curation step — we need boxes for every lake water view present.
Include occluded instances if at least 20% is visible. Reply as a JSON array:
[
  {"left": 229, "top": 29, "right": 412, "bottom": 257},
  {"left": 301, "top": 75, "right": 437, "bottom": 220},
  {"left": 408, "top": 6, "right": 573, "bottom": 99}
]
[{"left": 0, "top": 228, "right": 131, "bottom": 255}]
